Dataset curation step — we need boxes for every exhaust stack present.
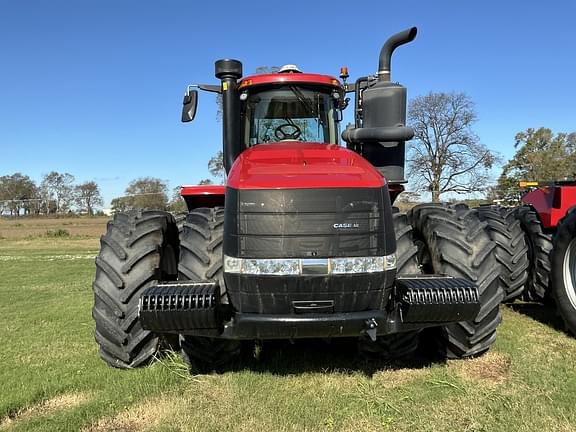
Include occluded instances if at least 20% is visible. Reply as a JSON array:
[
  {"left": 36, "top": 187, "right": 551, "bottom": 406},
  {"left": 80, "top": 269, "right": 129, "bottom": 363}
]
[
  {"left": 377, "top": 27, "right": 417, "bottom": 82},
  {"left": 342, "top": 27, "right": 418, "bottom": 184},
  {"left": 215, "top": 59, "right": 243, "bottom": 173}
]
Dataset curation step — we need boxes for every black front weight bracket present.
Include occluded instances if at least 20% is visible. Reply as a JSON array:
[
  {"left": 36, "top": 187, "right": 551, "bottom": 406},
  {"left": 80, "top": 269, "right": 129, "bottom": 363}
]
[{"left": 139, "top": 276, "right": 480, "bottom": 339}]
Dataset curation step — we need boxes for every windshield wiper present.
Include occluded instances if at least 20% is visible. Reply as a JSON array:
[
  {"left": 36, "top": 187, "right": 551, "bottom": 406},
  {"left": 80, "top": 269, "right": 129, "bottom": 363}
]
[{"left": 289, "top": 86, "right": 315, "bottom": 116}]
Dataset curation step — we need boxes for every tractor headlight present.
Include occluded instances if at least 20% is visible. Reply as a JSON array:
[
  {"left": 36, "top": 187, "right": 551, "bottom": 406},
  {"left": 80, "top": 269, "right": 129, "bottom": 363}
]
[
  {"left": 331, "top": 256, "right": 386, "bottom": 274},
  {"left": 224, "top": 254, "right": 396, "bottom": 275},
  {"left": 243, "top": 258, "right": 300, "bottom": 275}
]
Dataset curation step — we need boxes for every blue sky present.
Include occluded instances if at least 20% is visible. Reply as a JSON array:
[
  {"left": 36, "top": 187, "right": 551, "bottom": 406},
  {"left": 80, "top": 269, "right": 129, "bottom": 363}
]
[{"left": 1, "top": 1, "right": 575, "bottom": 206}]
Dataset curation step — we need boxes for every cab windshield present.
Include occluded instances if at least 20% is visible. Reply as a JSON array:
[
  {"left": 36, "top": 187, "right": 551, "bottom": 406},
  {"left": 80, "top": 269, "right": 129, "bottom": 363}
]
[{"left": 243, "top": 85, "right": 338, "bottom": 146}]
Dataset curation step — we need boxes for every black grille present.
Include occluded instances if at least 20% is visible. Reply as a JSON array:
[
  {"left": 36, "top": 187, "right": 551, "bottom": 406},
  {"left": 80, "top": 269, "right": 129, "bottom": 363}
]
[{"left": 224, "top": 187, "right": 394, "bottom": 259}]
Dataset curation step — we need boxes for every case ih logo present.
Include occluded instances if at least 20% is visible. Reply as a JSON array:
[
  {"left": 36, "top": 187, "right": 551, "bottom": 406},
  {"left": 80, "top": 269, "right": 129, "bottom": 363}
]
[{"left": 333, "top": 223, "right": 360, "bottom": 230}]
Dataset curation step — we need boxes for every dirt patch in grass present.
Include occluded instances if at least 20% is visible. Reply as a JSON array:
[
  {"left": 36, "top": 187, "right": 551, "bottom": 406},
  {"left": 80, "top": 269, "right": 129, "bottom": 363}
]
[
  {"left": 448, "top": 351, "right": 511, "bottom": 386},
  {"left": 0, "top": 392, "right": 89, "bottom": 429},
  {"left": 84, "top": 395, "right": 177, "bottom": 432}
]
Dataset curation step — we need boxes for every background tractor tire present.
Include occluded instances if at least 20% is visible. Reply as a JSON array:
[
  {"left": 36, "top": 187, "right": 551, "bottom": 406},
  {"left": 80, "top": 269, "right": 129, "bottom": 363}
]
[
  {"left": 475, "top": 205, "right": 529, "bottom": 302},
  {"left": 550, "top": 208, "right": 576, "bottom": 335},
  {"left": 178, "top": 207, "right": 243, "bottom": 371},
  {"left": 92, "top": 210, "right": 179, "bottom": 369},
  {"left": 408, "top": 204, "right": 504, "bottom": 359},
  {"left": 173, "top": 212, "right": 187, "bottom": 233},
  {"left": 515, "top": 206, "right": 553, "bottom": 302},
  {"left": 359, "top": 211, "right": 421, "bottom": 360}
]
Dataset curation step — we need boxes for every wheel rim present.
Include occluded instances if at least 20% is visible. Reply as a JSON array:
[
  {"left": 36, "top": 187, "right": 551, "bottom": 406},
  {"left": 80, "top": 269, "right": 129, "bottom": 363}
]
[{"left": 562, "top": 238, "right": 576, "bottom": 309}]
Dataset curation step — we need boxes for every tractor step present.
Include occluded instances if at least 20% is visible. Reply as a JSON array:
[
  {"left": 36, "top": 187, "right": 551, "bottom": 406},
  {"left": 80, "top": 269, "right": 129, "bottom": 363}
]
[
  {"left": 396, "top": 276, "right": 480, "bottom": 323},
  {"left": 139, "top": 281, "right": 220, "bottom": 332}
]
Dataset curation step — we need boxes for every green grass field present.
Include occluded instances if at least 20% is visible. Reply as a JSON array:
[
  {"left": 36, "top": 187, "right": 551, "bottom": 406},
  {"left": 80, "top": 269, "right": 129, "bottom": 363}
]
[{"left": 1, "top": 217, "right": 576, "bottom": 431}]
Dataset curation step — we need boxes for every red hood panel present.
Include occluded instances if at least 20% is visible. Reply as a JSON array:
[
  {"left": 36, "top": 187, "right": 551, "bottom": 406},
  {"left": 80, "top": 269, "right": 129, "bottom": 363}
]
[{"left": 227, "top": 143, "right": 385, "bottom": 190}]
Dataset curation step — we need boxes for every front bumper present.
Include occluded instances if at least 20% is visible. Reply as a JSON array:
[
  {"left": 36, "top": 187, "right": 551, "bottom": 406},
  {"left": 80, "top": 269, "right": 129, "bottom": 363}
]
[{"left": 139, "top": 276, "right": 480, "bottom": 340}]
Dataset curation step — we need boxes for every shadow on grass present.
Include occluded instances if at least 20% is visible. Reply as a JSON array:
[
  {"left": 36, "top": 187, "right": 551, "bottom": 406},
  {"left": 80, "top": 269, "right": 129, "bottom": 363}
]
[
  {"left": 202, "top": 333, "right": 446, "bottom": 378},
  {"left": 507, "top": 302, "right": 566, "bottom": 332}
]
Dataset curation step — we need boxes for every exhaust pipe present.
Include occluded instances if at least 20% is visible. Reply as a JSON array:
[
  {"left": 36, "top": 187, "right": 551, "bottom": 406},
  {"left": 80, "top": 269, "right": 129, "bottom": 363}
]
[
  {"left": 377, "top": 27, "right": 417, "bottom": 81},
  {"left": 215, "top": 59, "right": 243, "bottom": 173}
]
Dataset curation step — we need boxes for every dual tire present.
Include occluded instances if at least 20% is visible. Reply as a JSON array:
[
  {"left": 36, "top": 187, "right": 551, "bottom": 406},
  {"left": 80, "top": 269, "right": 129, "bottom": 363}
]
[
  {"left": 474, "top": 206, "right": 529, "bottom": 302},
  {"left": 92, "top": 210, "right": 179, "bottom": 369},
  {"left": 408, "top": 204, "right": 504, "bottom": 358}
]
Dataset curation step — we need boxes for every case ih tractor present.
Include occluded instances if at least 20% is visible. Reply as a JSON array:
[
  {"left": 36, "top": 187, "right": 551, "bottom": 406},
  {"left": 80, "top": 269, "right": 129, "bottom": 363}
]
[
  {"left": 92, "top": 27, "right": 504, "bottom": 370},
  {"left": 511, "top": 181, "right": 576, "bottom": 335}
]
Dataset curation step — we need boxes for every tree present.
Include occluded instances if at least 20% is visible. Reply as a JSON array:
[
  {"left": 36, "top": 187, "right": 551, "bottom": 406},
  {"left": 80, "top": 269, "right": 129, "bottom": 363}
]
[
  {"left": 110, "top": 196, "right": 130, "bottom": 214},
  {"left": 75, "top": 181, "right": 103, "bottom": 216},
  {"left": 208, "top": 150, "right": 225, "bottom": 183},
  {"left": 121, "top": 177, "right": 169, "bottom": 210},
  {"left": 496, "top": 128, "right": 576, "bottom": 202},
  {"left": 168, "top": 186, "right": 187, "bottom": 213},
  {"left": 407, "top": 92, "right": 499, "bottom": 202},
  {"left": 41, "top": 171, "right": 75, "bottom": 214},
  {"left": 0, "top": 173, "right": 38, "bottom": 216}
]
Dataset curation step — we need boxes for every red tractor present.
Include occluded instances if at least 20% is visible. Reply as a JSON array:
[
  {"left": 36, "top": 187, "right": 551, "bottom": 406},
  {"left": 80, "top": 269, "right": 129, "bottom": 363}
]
[
  {"left": 92, "top": 27, "right": 504, "bottom": 370},
  {"left": 512, "top": 181, "right": 576, "bottom": 335}
]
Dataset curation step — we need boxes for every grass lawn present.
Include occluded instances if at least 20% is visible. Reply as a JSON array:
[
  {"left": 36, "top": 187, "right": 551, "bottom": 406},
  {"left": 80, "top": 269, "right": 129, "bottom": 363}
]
[{"left": 1, "top": 217, "right": 576, "bottom": 431}]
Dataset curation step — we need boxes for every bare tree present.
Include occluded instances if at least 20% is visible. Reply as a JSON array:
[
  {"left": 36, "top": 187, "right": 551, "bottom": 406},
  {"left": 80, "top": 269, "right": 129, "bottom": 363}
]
[
  {"left": 75, "top": 181, "right": 103, "bottom": 216},
  {"left": 407, "top": 92, "right": 499, "bottom": 202}
]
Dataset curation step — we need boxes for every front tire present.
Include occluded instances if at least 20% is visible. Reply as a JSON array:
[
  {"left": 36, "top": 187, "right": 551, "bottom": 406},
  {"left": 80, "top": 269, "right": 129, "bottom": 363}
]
[
  {"left": 408, "top": 204, "right": 504, "bottom": 358},
  {"left": 178, "top": 208, "right": 243, "bottom": 371},
  {"left": 92, "top": 210, "right": 179, "bottom": 369},
  {"left": 550, "top": 209, "right": 576, "bottom": 335}
]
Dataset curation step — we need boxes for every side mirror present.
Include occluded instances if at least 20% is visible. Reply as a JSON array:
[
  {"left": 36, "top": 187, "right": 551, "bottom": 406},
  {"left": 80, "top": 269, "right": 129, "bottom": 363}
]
[{"left": 181, "top": 89, "right": 198, "bottom": 122}]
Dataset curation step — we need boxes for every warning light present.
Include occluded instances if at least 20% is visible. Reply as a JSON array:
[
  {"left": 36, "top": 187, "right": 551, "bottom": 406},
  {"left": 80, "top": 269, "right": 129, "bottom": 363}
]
[
  {"left": 519, "top": 181, "right": 539, "bottom": 188},
  {"left": 239, "top": 79, "right": 253, "bottom": 88},
  {"left": 339, "top": 66, "right": 349, "bottom": 80}
]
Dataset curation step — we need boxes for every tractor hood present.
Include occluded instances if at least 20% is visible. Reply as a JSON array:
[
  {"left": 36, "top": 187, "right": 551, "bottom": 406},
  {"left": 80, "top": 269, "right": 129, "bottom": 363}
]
[{"left": 226, "top": 142, "right": 385, "bottom": 190}]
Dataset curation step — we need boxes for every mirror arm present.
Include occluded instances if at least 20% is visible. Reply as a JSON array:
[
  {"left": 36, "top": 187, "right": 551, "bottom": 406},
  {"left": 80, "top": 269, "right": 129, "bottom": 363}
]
[{"left": 187, "top": 84, "right": 221, "bottom": 95}]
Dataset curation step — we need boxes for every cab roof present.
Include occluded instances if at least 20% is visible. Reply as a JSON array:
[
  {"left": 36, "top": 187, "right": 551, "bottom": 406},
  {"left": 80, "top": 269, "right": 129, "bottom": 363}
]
[{"left": 239, "top": 72, "right": 341, "bottom": 90}]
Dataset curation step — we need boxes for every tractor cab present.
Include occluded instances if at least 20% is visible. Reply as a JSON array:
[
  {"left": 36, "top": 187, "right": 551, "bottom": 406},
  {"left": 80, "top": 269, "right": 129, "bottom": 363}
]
[{"left": 237, "top": 70, "right": 344, "bottom": 147}]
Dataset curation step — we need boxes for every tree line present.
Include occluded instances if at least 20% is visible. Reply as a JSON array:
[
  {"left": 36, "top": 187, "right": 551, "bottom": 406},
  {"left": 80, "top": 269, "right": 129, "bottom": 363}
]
[
  {"left": 0, "top": 172, "right": 192, "bottom": 217},
  {"left": 0, "top": 171, "right": 103, "bottom": 216}
]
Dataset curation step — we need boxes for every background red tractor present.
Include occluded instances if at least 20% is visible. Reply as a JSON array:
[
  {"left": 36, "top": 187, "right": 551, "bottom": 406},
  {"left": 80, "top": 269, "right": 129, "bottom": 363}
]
[{"left": 514, "top": 181, "right": 576, "bottom": 334}]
